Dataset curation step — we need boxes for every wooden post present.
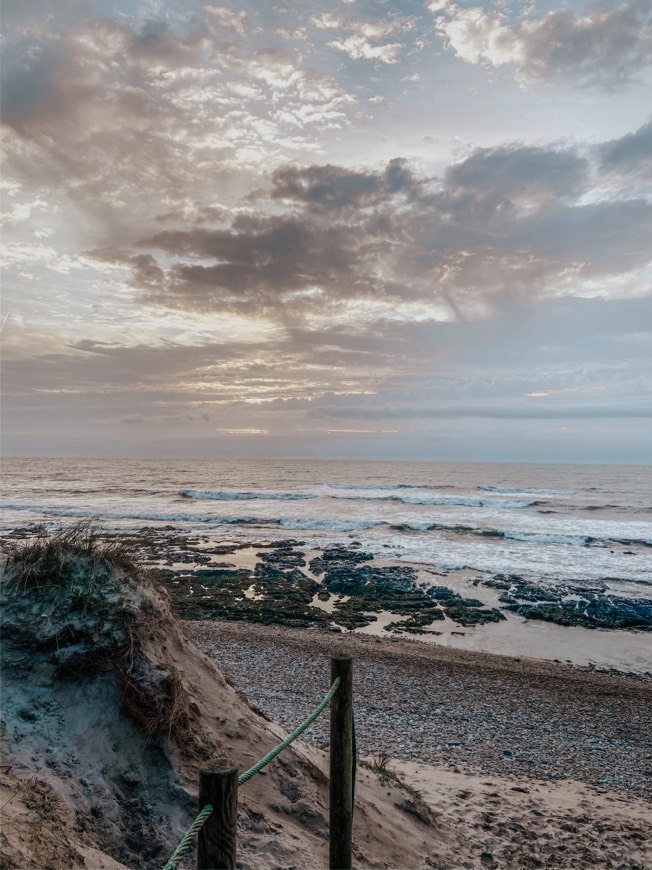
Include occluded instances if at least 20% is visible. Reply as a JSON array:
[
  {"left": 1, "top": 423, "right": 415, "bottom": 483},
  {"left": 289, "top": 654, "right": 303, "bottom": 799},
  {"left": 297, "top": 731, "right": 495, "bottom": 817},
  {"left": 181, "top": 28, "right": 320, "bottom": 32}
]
[
  {"left": 330, "top": 656, "right": 354, "bottom": 870},
  {"left": 197, "top": 768, "right": 238, "bottom": 870}
]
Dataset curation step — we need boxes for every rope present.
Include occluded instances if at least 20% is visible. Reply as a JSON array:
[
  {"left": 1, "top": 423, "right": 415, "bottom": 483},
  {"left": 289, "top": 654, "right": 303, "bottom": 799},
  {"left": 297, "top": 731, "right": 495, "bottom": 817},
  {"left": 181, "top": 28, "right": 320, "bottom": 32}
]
[
  {"left": 238, "top": 676, "right": 340, "bottom": 784},
  {"left": 162, "top": 803, "right": 214, "bottom": 870},
  {"left": 162, "top": 677, "right": 340, "bottom": 869}
]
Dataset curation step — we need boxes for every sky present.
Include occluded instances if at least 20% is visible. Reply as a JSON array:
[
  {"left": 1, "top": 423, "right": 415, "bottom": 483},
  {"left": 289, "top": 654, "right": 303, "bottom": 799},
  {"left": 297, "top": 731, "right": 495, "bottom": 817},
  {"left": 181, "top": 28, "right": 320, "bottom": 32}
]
[{"left": 1, "top": 0, "right": 651, "bottom": 463}]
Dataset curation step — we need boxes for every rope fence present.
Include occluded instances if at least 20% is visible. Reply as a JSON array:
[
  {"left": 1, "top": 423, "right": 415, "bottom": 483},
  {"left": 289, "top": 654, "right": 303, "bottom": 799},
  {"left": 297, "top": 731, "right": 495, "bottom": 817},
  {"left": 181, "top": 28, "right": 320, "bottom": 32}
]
[{"left": 163, "top": 675, "right": 342, "bottom": 870}]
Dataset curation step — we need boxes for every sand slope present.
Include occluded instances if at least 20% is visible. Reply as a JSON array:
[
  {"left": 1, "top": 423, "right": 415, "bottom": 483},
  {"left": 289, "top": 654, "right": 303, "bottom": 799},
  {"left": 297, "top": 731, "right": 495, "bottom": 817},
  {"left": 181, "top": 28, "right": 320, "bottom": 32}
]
[{"left": 0, "top": 558, "right": 446, "bottom": 869}]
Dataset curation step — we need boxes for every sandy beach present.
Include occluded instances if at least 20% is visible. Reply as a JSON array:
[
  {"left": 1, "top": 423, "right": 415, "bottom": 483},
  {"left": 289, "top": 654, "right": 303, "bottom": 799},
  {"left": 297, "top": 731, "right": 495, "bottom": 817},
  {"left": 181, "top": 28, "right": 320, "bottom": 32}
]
[
  {"left": 183, "top": 619, "right": 652, "bottom": 866},
  {"left": 2, "top": 521, "right": 651, "bottom": 869},
  {"left": 183, "top": 619, "right": 652, "bottom": 796}
]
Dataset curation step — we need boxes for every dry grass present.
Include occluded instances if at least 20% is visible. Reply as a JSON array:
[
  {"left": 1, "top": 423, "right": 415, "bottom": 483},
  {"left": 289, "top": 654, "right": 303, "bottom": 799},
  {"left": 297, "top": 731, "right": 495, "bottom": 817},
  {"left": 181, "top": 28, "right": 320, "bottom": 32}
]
[
  {"left": 2, "top": 521, "right": 136, "bottom": 592},
  {"left": 2, "top": 523, "right": 204, "bottom": 751}
]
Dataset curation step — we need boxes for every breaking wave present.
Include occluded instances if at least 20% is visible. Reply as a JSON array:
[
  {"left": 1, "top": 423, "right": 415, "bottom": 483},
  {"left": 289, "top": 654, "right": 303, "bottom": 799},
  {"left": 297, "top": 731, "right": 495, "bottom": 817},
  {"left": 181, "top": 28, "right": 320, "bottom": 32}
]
[
  {"left": 0, "top": 503, "right": 277, "bottom": 526},
  {"left": 180, "top": 490, "right": 314, "bottom": 501},
  {"left": 388, "top": 520, "right": 652, "bottom": 549},
  {"left": 322, "top": 489, "right": 535, "bottom": 508},
  {"left": 478, "top": 485, "right": 570, "bottom": 497},
  {"left": 279, "top": 518, "right": 381, "bottom": 532}
]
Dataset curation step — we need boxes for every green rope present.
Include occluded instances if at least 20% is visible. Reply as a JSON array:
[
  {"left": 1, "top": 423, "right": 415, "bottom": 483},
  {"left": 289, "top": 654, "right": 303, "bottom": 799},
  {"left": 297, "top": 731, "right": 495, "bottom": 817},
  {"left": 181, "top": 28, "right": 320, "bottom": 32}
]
[
  {"left": 162, "top": 677, "right": 340, "bottom": 869},
  {"left": 162, "top": 803, "right": 214, "bottom": 870},
  {"left": 238, "top": 676, "right": 340, "bottom": 785}
]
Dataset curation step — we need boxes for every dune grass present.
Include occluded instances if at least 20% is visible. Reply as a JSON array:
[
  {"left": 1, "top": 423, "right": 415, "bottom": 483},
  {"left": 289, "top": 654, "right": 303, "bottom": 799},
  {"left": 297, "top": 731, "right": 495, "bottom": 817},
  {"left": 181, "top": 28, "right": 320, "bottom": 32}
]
[
  {"left": 2, "top": 521, "right": 202, "bottom": 747},
  {"left": 2, "top": 521, "right": 136, "bottom": 592}
]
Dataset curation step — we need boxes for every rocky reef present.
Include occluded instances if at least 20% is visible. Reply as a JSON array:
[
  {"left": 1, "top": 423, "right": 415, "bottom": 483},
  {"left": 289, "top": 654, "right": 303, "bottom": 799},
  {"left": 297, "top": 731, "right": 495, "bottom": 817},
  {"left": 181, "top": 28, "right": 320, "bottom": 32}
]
[
  {"left": 484, "top": 574, "right": 652, "bottom": 631},
  {"left": 162, "top": 542, "right": 505, "bottom": 633}
]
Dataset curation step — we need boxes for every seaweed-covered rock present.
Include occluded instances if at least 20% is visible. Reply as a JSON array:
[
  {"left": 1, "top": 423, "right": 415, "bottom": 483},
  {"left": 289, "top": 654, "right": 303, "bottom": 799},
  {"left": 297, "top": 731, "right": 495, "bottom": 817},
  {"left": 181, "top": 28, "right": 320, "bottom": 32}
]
[
  {"left": 506, "top": 597, "right": 652, "bottom": 630},
  {"left": 427, "top": 586, "right": 458, "bottom": 602},
  {"left": 308, "top": 546, "right": 374, "bottom": 577},
  {"left": 443, "top": 607, "right": 506, "bottom": 626},
  {"left": 483, "top": 572, "right": 652, "bottom": 631},
  {"left": 258, "top": 547, "right": 307, "bottom": 569}
]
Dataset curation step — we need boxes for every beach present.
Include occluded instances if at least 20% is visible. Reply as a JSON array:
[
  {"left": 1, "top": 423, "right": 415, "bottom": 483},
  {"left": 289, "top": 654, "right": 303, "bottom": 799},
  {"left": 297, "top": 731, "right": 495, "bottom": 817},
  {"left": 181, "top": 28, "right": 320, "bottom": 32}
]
[
  {"left": 2, "top": 457, "right": 652, "bottom": 868},
  {"left": 184, "top": 618, "right": 652, "bottom": 867},
  {"left": 3, "top": 576, "right": 650, "bottom": 869},
  {"left": 183, "top": 619, "right": 652, "bottom": 797}
]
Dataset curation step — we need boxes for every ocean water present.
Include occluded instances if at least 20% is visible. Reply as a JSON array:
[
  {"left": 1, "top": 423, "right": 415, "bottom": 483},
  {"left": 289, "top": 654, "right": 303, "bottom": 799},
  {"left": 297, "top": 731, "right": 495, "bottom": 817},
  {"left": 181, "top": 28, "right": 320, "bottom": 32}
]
[{"left": 2, "top": 458, "right": 651, "bottom": 595}]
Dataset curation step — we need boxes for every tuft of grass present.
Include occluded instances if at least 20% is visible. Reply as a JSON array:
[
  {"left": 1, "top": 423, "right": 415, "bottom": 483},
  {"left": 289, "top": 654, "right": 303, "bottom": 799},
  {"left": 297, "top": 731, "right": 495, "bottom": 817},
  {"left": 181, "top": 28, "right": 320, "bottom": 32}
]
[
  {"left": 2, "top": 521, "right": 136, "bottom": 592},
  {"left": 2, "top": 522, "right": 204, "bottom": 753},
  {"left": 372, "top": 750, "right": 391, "bottom": 774},
  {"left": 359, "top": 755, "right": 437, "bottom": 827}
]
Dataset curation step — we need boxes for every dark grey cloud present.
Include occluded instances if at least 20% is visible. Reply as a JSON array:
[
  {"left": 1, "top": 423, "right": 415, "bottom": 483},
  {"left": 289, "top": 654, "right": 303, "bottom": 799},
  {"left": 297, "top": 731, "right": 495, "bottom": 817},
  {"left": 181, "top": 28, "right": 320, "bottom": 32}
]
[
  {"left": 270, "top": 158, "right": 420, "bottom": 208},
  {"left": 512, "top": 198, "right": 652, "bottom": 275},
  {"left": 143, "top": 216, "right": 362, "bottom": 314},
  {"left": 0, "top": 42, "right": 63, "bottom": 127},
  {"left": 106, "top": 137, "right": 652, "bottom": 324},
  {"left": 433, "top": 0, "right": 652, "bottom": 90},
  {"left": 444, "top": 146, "right": 590, "bottom": 202},
  {"left": 599, "top": 119, "right": 652, "bottom": 179}
]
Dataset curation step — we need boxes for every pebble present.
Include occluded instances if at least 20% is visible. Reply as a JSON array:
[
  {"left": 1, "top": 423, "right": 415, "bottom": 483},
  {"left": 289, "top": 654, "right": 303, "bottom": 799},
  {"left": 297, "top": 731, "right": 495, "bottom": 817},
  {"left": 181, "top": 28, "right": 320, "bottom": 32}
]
[{"left": 184, "top": 621, "right": 652, "bottom": 799}]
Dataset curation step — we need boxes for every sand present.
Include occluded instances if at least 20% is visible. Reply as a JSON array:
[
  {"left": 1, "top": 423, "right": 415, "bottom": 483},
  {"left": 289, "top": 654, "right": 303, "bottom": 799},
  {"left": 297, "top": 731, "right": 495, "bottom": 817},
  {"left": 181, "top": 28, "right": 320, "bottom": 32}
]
[{"left": 184, "top": 618, "right": 652, "bottom": 867}]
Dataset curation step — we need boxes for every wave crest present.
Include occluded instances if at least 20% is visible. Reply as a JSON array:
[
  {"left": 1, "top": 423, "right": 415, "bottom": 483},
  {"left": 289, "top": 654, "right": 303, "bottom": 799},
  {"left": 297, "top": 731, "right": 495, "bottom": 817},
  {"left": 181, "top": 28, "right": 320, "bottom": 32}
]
[{"left": 180, "top": 490, "right": 314, "bottom": 501}]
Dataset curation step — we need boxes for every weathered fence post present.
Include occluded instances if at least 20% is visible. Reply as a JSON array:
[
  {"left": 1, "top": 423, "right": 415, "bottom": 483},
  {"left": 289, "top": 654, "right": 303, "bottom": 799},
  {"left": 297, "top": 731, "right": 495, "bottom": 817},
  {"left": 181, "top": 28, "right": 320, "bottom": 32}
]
[
  {"left": 197, "top": 768, "right": 238, "bottom": 870},
  {"left": 330, "top": 655, "right": 354, "bottom": 870}
]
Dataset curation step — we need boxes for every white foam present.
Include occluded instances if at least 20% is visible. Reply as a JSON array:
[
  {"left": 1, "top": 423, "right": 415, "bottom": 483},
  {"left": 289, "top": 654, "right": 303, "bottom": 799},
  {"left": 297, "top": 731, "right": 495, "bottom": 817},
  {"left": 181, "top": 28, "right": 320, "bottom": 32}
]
[
  {"left": 279, "top": 518, "right": 380, "bottom": 532},
  {"left": 478, "top": 485, "right": 570, "bottom": 497},
  {"left": 180, "top": 490, "right": 313, "bottom": 501}
]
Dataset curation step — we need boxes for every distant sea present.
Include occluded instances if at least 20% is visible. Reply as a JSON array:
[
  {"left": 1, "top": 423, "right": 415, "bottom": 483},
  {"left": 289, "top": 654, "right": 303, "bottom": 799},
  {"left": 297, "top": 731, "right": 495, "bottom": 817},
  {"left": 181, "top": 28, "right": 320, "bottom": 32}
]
[{"left": 2, "top": 459, "right": 651, "bottom": 596}]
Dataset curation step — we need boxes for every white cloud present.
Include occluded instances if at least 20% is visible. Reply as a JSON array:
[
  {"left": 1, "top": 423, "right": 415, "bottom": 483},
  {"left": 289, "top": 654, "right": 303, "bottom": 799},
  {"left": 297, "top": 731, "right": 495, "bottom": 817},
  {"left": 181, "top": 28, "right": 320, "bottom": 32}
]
[
  {"left": 312, "top": 13, "right": 344, "bottom": 30},
  {"left": 203, "top": 5, "right": 249, "bottom": 37},
  {"left": 433, "top": 0, "right": 652, "bottom": 89},
  {"left": 329, "top": 35, "right": 403, "bottom": 63},
  {"left": 325, "top": 15, "right": 414, "bottom": 64},
  {"left": 216, "top": 427, "right": 269, "bottom": 434}
]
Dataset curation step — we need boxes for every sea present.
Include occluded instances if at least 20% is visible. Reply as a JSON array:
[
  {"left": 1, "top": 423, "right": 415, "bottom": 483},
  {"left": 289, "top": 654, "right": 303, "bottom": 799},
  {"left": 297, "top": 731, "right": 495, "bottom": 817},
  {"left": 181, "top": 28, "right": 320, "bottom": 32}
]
[{"left": 2, "top": 458, "right": 651, "bottom": 597}]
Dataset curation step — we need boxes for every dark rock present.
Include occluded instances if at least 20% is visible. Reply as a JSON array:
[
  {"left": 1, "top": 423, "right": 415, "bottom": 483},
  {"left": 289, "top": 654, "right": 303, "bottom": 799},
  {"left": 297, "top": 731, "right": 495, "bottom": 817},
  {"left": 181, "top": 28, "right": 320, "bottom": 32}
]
[{"left": 443, "top": 607, "right": 505, "bottom": 626}]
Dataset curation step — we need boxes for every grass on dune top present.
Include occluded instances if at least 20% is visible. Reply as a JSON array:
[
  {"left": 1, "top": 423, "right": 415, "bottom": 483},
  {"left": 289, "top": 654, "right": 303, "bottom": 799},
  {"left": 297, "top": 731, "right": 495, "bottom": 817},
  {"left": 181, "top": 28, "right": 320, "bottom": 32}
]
[{"left": 1, "top": 521, "right": 137, "bottom": 593}]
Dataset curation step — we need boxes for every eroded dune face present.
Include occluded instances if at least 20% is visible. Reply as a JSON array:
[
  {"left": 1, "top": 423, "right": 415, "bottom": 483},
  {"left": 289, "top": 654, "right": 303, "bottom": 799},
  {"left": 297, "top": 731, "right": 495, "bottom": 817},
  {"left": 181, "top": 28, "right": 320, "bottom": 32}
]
[{"left": 0, "top": 531, "right": 444, "bottom": 870}]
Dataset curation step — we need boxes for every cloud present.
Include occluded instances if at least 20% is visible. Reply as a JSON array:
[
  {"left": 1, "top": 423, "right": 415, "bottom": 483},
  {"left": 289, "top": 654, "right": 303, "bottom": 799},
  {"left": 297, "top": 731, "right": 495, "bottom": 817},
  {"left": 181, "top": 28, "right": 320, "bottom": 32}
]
[
  {"left": 270, "top": 158, "right": 419, "bottom": 208},
  {"left": 320, "top": 15, "right": 415, "bottom": 64},
  {"left": 297, "top": 294, "right": 652, "bottom": 424},
  {"left": 140, "top": 215, "right": 361, "bottom": 317},
  {"left": 598, "top": 119, "right": 652, "bottom": 181},
  {"left": 329, "top": 35, "right": 403, "bottom": 64},
  {"left": 432, "top": 0, "right": 652, "bottom": 89},
  {"left": 4, "top": 288, "right": 649, "bottom": 460},
  {"left": 203, "top": 5, "right": 250, "bottom": 37},
  {"left": 444, "top": 145, "right": 590, "bottom": 203},
  {"left": 0, "top": 9, "right": 356, "bottom": 241},
  {"left": 216, "top": 427, "right": 269, "bottom": 435},
  {"left": 312, "top": 404, "right": 652, "bottom": 420},
  {"left": 102, "top": 135, "right": 652, "bottom": 327}
]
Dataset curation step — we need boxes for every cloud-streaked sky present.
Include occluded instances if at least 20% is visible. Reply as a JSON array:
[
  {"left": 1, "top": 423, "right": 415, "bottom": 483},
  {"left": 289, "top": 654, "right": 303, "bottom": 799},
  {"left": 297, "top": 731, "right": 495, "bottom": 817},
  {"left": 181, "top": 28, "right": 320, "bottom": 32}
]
[{"left": 2, "top": 0, "right": 651, "bottom": 462}]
